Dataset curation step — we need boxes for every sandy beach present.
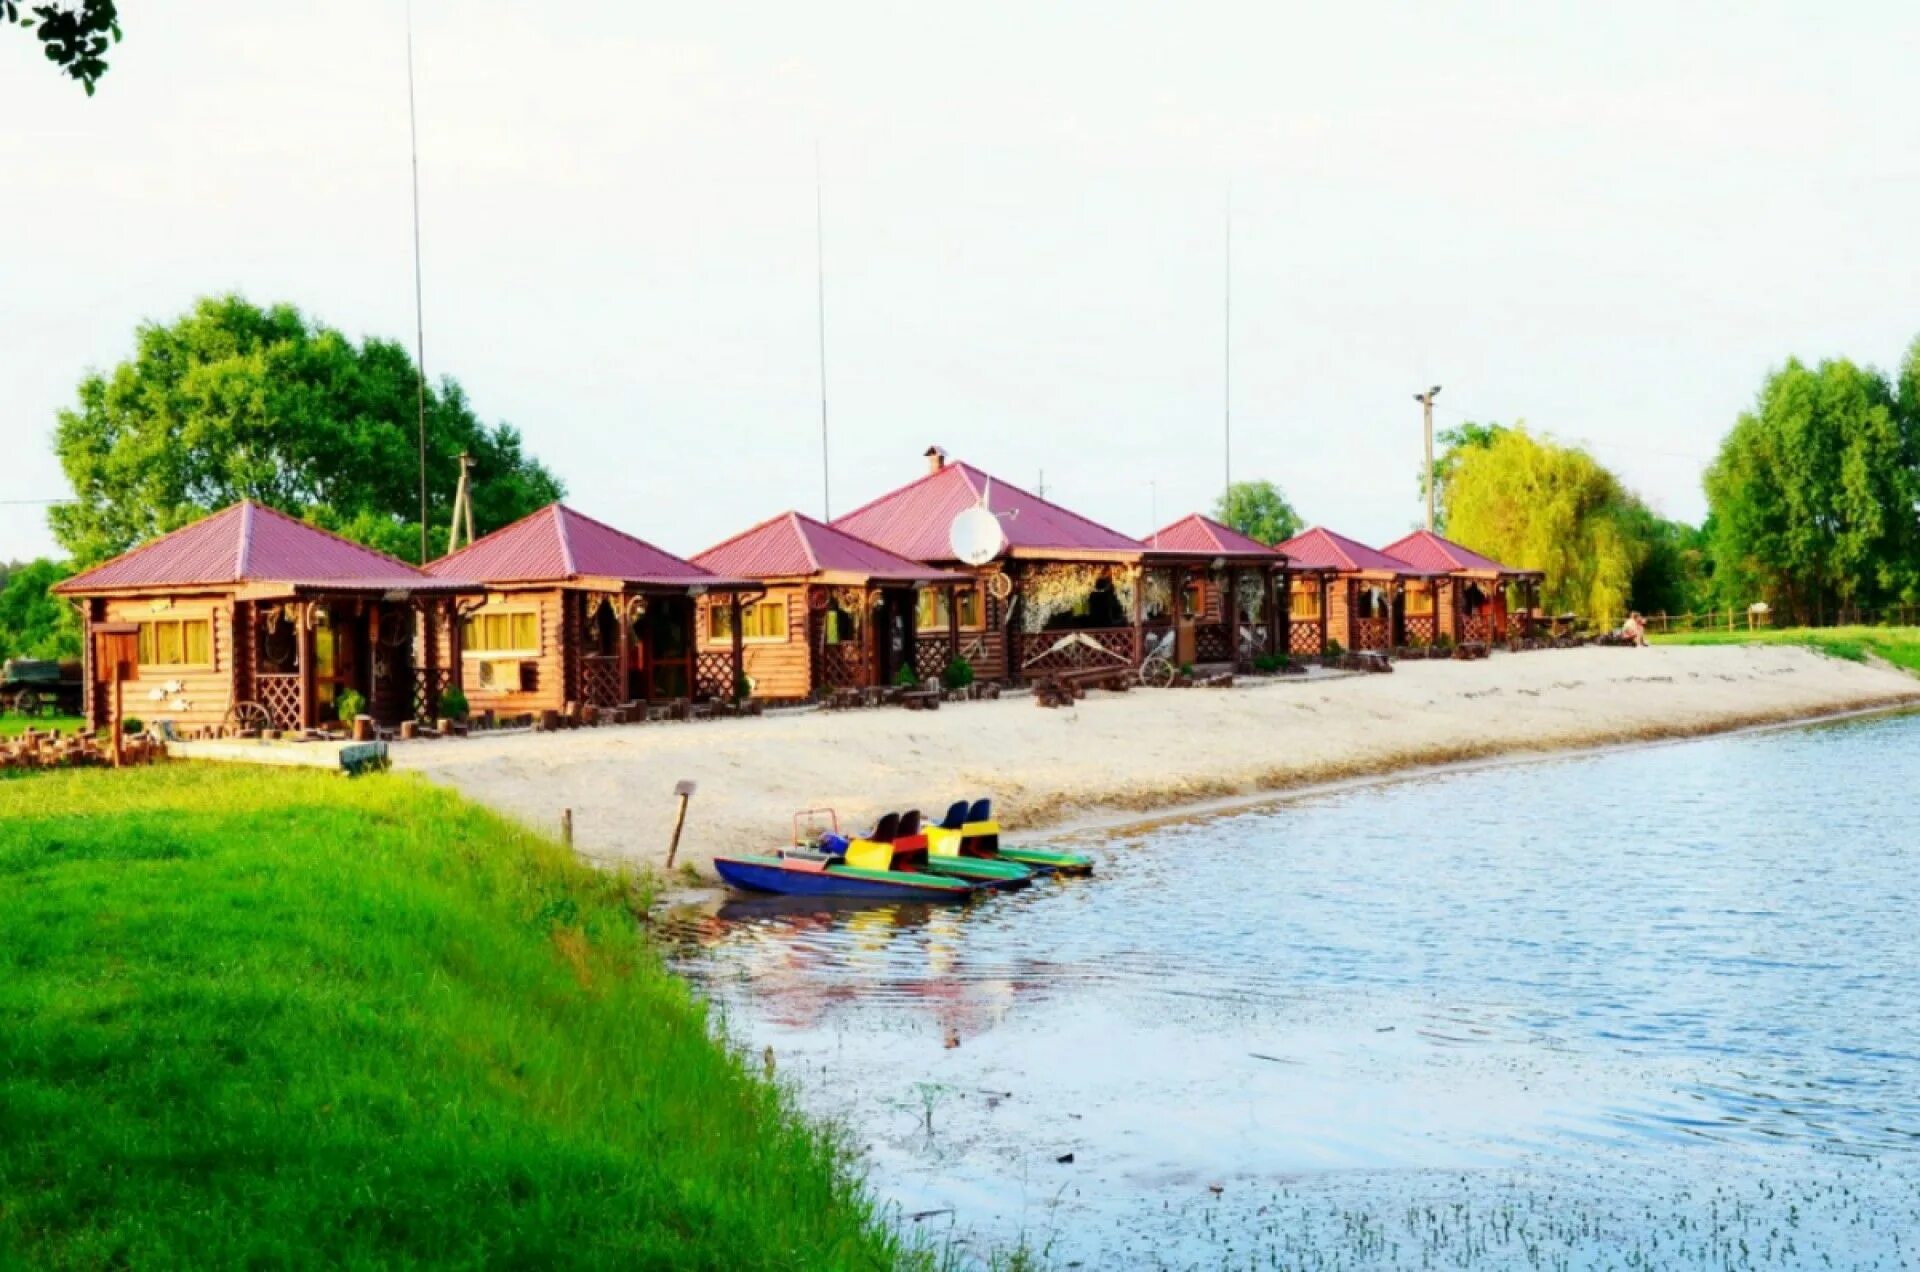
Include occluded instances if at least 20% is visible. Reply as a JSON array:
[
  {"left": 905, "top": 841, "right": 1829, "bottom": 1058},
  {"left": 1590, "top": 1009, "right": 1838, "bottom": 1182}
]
[{"left": 394, "top": 645, "right": 1920, "bottom": 874}]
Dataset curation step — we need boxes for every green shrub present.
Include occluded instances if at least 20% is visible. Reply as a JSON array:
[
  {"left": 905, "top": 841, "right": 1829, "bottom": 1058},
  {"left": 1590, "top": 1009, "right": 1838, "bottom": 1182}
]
[
  {"left": 121, "top": 716, "right": 143, "bottom": 735},
  {"left": 1253, "top": 653, "right": 1287, "bottom": 674},
  {"left": 1324, "top": 639, "right": 1345, "bottom": 658},
  {"left": 893, "top": 664, "right": 920, "bottom": 689},
  {"left": 734, "top": 672, "right": 753, "bottom": 703},
  {"left": 941, "top": 657, "right": 975, "bottom": 691},
  {"left": 438, "top": 686, "right": 469, "bottom": 722},
  {"left": 336, "top": 688, "right": 366, "bottom": 723}
]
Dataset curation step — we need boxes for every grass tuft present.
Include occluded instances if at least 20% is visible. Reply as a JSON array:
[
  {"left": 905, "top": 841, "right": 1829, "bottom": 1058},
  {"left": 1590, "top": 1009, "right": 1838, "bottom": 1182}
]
[
  {"left": 1652, "top": 625, "right": 1920, "bottom": 675},
  {"left": 0, "top": 764, "right": 910, "bottom": 1269}
]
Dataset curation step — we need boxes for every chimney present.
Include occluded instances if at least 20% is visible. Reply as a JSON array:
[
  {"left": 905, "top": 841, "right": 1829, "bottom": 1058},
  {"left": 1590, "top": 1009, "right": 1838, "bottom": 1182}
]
[{"left": 924, "top": 445, "right": 947, "bottom": 474}]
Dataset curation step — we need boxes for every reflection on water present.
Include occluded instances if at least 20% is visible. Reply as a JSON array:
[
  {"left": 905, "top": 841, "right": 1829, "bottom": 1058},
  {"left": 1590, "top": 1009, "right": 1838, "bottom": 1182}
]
[{"left": 664, "top": 712, "right": 1920, "bottom": 1267}]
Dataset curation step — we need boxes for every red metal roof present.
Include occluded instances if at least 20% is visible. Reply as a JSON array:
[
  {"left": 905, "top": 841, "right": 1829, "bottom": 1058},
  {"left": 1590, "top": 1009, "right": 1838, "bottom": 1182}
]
[
  {"left": 1379, "top": 529, "right": 1529, "bottom": 575},
  {"left": 55, "top": 501, "right": 448, "bottom": 593},
  {"left": 693, "top": 510, "right": 964, "bottom": 584},
  {"left": 1146, "top": 513, "right": 1284, "bottom": 557},
  {"left": 832, "top": 460, "right": 1144, "bottom": 561},
  {"left": 426, "top": 503, "right": 725, "bottom": 587},
  {"left": 1274, "top": 525, "right": 1424, "bottom": 575}
]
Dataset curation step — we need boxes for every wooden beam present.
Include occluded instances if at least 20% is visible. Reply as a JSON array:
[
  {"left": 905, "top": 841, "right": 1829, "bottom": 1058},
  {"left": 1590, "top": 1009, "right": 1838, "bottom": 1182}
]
[{"left": 730, "top": 592, "right": 745, "bottom": 701}]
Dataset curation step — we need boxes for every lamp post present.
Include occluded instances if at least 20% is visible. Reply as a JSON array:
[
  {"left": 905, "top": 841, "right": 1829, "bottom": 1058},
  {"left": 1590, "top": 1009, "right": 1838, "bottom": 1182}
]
[{"left": 1414, "top": 385, "right": 1442, "bottom": 532}]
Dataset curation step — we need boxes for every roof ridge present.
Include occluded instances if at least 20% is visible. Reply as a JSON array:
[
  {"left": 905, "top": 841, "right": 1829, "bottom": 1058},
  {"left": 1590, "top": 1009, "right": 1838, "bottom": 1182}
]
[
  {"left": 553, "top": 502, "right": 717, "bottom": 578},
  {"left": 789, "top": 510, "right": 823, "bottom": 573},
  {"left": 235, "top": 501, "right": 255, "bottom": 579},
  {"left": 552, "top": 505, "right": 578, "bottom": 576},
  {"left": 428, "top": 500, "right": 559, "bottom": 569},
  {"left": 242, "top": 501, "right": 430, "bottom": 573},
  {"left": 691, "top": 508, "right": 796, "bottom": 566},
  {"left": 950, "top": 461, "right": 1145, "bottom": 547},
  {"left": 828, "top": 460, "right": 962, "bottom": 528},
  {"left": 56, "top": 502, "right": 247, "bottom": 590}
]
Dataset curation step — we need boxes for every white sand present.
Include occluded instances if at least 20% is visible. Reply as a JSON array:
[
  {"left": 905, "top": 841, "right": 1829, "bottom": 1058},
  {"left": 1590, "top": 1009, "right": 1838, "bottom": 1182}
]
[{"left": 394, "top": 645, "right": 1918, "bottom": 875}]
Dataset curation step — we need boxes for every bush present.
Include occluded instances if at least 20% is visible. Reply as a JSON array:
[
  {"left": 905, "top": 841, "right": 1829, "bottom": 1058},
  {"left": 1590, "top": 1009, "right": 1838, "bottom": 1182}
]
[
  {"left": 893, "top": 665, "right": 920, "bottom": 689},
  {"left": 1324, "top": 639, "right": 1345, "bottom": 658},
  {"left": 121, "top": 716, "right": 143, "bottom": 735},
  {"left": 1253, "top": 653, "right": 1287, "bottom": 674},
  {"left": 438, "top": 686, "right": 469, "bottom": 723},
  {"left": 940, "top": 657, "right": 975, "bottom": 691},
  {"left": 733, "top": 672, "right": 752, "bottom": 703},
  {"left": 1176, "top": 661, "right": 1194, "bottom": 678},
  {"left": 336, "top": 689, "right": 366, "bottom": 723}
]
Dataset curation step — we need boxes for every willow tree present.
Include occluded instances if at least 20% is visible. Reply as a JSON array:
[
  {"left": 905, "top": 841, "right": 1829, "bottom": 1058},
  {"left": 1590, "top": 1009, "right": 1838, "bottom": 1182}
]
[
  {"left": 1442, "top": 428, "right": 1653, "bottom": 620},
  {"left": 1703, "top": 352, "right": 1918, "bottom": 624}
]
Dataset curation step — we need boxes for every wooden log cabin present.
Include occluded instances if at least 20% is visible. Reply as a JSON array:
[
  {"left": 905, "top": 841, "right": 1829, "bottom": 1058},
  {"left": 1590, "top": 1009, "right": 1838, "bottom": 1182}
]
[
  {"left": 830, "top": 449, "right": 1290, "bottom": 683},
  {"left": 690, "top": 511, "right": 972, "bottom": 701},
  {"left": 1273, "top": 526, "right": 1436, "bottom": 655},
  {"left": 52, "top": 501, "right": 477, "bottom": 735},
  {"left": 1380, "top": 529, "right": 1546, "bottom": 645},
  {"left": 422, "top": 503, "right": 758, "bottom": 719},
  {"left": 1142, "top": 514, "right": 1293, "bottom": 668}
]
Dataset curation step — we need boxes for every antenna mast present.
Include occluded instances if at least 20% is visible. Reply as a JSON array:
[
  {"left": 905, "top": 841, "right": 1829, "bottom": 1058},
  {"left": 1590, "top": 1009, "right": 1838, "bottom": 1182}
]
[
  {"left": 815, "top": 143, "right": 831, "bottom": 520},
  {"left": 1222, "top": 188, "right": 1233, "bottom": 512},
  {"left": 406, "top": 0, "right": 429, "bottom": 563}
]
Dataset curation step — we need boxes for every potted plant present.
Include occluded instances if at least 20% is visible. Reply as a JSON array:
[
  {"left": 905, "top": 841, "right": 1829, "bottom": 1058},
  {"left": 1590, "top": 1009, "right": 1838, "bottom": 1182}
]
[
  {"left": 941, "top": 657, "right": 975, "bottom": 695},
  {"left": 438, "top": 686, "right": 470, "bottom": 733},
  {"left": 336, "top": 688, "right": 366, "bottom": 726}
]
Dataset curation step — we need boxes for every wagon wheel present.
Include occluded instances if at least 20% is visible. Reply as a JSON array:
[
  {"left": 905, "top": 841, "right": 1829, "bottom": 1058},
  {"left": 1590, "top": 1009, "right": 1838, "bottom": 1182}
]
[
  {"left": 226, "top": 701, "right": 273, "bottom": 733},
  {"left": 1137, "top": 655, "right": 1176, "bottom": 689},
  {"left": 13, "top": 689, "right": 43, "bottom": 717}
]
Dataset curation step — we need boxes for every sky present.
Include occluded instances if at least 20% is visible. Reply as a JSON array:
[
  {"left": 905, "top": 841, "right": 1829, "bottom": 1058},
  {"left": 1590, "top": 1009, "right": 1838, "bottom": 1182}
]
[{"left": 4, "top": 2, "right": 1917, "bottom": 563}]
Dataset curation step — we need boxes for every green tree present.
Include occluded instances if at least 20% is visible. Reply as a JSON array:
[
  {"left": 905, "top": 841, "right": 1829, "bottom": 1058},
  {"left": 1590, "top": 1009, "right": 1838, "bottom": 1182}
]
[
  {"left": 4, "top": 0, "right": 118, "bottom": 94},
  {"left": 50, "top": 296, "right": 564, "bottom": 567},
  {"left": 1703, "top": 353, "right": 1917, "bottom": 624},
  {"left": 0, "top": 559, "right": 80, "bottom": 661},
  {"left": 1213, "top": 479, "right": 1301, "bottom": 546},
  {"left": 1442, "top": 426, "right": 1660, "bottom": 621}
]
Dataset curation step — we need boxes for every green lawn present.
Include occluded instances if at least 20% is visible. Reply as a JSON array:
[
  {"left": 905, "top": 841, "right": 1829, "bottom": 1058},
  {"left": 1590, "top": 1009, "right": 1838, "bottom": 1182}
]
[
  {"left": 0, "top": 766, "right": 911, "bottom": 1269},
  {"left": 1652, "top": 625, "right": 1920, "bottom": 675},
  {"left": 0, "top": 713, "right": 84, "bottom": 738}
]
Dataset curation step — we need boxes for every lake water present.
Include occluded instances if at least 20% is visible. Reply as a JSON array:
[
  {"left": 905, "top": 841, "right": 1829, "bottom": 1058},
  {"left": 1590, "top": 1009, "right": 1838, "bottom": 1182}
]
[{"left": 664, "top": 711, "right": 1920, "bottom": 1268}]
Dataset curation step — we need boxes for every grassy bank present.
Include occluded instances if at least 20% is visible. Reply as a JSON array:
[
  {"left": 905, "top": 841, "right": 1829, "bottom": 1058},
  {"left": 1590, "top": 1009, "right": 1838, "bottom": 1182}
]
[
  {"left": 1652, "top": 625, "right": 1920, "bottom": 675},
  {"left": 0, "top": 713, "right": 83, "bottom": 738},
  {"left": 0, "top": 765, "right": 910, "bottom": 1269}
]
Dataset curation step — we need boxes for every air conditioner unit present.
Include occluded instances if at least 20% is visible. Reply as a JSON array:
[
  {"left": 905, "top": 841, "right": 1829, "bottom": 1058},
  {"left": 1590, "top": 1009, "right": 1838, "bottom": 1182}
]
[{"left": 476, "top": 659, "right": 526, "bottom": 690}]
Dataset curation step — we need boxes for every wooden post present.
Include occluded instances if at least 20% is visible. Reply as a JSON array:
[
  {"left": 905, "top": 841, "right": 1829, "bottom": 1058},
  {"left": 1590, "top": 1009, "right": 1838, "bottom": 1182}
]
[
  {"left": 1318, "top": 574, "right": 1329, "bottom": 655},
  {"left": 664, "top": 779, "right": 697, "bottom": 870},
  {"left": 297, "top": 605, "right": 314, "bottom": 730},
  {"left": 561, "top": 808, "right": 573, "bottom": 848},
  {"left": 111, "top": 664, "right": 124, "bottom": 768},
  {"left": 947, "top": 583, "right": 960, "bottom": 666},
  {"left": 1130, "top": 566, "right": 1145, "bottom": 665},
  {"left": 730, "top": 593, "right": 745, "bottom": 702}
]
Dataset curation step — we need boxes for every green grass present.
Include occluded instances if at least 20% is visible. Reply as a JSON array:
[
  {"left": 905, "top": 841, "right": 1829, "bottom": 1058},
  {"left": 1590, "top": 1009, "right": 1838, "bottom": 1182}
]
[
  {"left": 0, "top": 713, "right": 84, "bottom": 738},
  {"left": 1651, "top": 624, "right": 1920, "bottom": 675},
  {"left": 0, "top": 766, "right": 911, "bottom": 1269}
]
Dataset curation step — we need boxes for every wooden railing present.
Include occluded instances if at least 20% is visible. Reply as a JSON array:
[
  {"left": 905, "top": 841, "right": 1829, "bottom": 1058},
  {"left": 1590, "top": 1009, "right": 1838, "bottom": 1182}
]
[
  {"left": 580, "top": 654, "right": 622, "bottom": 707},
  {"left": 256, "top": 673, "right": 301, "bottom": 731},
  {"left": 1352, "top": 618, "right": 1391, "bottom": 651},
  {"left": 1289, "top": 619, "right": 1323, "bottom": 656},
  {"left": 1016, "top": 627, "right": 1136, "bottom": 677}
]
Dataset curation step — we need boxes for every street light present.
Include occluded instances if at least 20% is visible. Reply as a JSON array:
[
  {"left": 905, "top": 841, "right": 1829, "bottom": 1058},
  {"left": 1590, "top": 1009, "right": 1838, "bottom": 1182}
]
[{"left": 1414, "top": 385, "right": 1443, "bottom": 532}]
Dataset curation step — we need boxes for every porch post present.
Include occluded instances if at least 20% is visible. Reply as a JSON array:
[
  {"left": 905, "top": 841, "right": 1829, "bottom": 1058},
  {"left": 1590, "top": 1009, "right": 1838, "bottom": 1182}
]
[
  {"left": 1130, "top": 565, "right": 1145, "bottom": 665},
  {"left": 448, "top": 598, "right": 465, "bottom": 693},
  {"left": 730, "top": 592, "right": 744, "bottom": 700},
  {"left": 947, "top": 583, "right": 960, "bottom": 664},
  {"left": 617, "top": 591, "right": 633, "bottom": 703},
  {"left": 1266, "top": 566, "right": 1282, "bottom": 659},
  {"left": 297, "top": 604, "right": 314, "bottom": 729}
]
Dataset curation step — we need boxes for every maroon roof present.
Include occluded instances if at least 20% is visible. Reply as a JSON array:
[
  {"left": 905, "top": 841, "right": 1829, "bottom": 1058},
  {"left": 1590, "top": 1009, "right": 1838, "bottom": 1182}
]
[
  {"left": 833, "top": 460, "right": 1144, "bottom": 561},
  {"left": 1380, "top": 529, "right": 1532, "bottom": 576},
  {"left": 1274, "top": 525, "right": 1425, "bottom": 575},
  {"left": 55, "top": 501, "right": 457, "bottom": 594},
  {"left": 1146, "top": 513, "right": 1284, "bottom": 558},
  {"left": 426, "top": 503, "right": 732, "bottom": 587},
  {"left": 693, "top": 510, "right": 964, "bottom": 584}
]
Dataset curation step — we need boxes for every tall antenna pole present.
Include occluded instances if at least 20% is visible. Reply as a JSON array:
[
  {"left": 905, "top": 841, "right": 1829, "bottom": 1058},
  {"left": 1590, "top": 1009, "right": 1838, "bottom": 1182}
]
[
  {"left": 1222, "top": 188, "right": 1233, "bottom": 512},
  {"left": 406, "top": 0, "right": 429, "bottom": 563},
  {"left": 815, "top": 143, "right": 831, "bottom": 520}
]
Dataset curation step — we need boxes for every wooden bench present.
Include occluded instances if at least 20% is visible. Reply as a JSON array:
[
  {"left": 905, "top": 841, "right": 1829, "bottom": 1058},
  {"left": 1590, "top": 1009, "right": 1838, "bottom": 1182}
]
[{"left": 899, "top": 689, "right": 940, "bottom": 711}]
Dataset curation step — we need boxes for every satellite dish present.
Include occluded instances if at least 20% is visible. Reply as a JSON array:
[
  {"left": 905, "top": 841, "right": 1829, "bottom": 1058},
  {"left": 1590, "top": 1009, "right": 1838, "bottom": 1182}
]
[{"left": 949, "top": 505, "right": 1005, "bottom": 566}]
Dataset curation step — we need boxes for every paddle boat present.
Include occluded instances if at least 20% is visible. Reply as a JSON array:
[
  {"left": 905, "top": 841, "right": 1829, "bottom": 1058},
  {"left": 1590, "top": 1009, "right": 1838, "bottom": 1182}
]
[
  {"left": 930, "top": 798, "right": 1096, "bottom": 876},
  {"left": 711, "top": 810, "right": 1029, "bottom": 900}
]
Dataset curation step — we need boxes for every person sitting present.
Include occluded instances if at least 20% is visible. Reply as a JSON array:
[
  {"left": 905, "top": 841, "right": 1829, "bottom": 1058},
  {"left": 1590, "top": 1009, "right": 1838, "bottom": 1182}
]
[{"left": 1620, "top": 612, "right": 1648, "bottom": 647}]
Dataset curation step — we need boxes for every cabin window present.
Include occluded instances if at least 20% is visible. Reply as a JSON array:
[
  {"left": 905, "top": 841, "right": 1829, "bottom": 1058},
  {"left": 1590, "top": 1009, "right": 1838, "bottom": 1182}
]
[
  {"left": 463, "top": 609, "right": 540, "bottom": 656},
  {"left": 1290, "top": 587, "right": 1321, "bottom": 620},
  {"left": 917, "top": 585, "right": 983, "bottom": 630},
  {"left": 1404, "top": 581, "right": 1435, "bottom": 616},
  {"left": 710, "top": 599, "right": 787, "bottom": 643},
  {"left": 822, "top": 599, "right": 858, "bottom": 645},
  {"left": 138, "top": 617, "right": 212, "bottom": 668}
]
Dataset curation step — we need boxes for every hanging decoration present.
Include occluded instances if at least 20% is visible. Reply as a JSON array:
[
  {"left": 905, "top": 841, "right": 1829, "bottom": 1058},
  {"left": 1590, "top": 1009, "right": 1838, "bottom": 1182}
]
[
  {"left": 1018, "top": 563, "right": 1113, "bottom": 633},
  {"left": 1140, "top": 567, "right": 1174, "bottom": 619},
  {"left": 1235, "top": 573, "right": 1266, "bottom": 620}
]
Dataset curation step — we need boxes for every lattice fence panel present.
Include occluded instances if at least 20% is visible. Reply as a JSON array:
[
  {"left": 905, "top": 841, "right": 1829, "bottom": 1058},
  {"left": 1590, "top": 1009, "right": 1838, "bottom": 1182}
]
[
  {"left": 914, "top": 636, "right": 950, "bottom": 681},
  {"left": 1195, "top": 624, "right": 1231, "bottom": 663},
  {"left": 412, "top": 667, "right": 451, "bottom": 723},
  {"left": 1352, "top": 618, "right": 1391, "bottom": 651},
  {"left": 816, "top": 643, "right": 865, "bottom": 691},
  {"left": 581, "top": 656, "right": 621, "bottom": 707},
  {"left": 695, "top": 651, "right": 734, "bottom": 700},
  {"left": 1289, "top": 620, "right": 1322, "bottom": 656},
  {"left": 1018, "top": 627, "right": 1136, "bottom": 677},
  {"left": 1403, "top": 615, "right": 1437, "bottom": 646},
  {"left": 1462, "top": 613, "right": 1492, "bottom": 643},
  {"left": 256, "top": 674, "right": 302, "bottom": 731}
]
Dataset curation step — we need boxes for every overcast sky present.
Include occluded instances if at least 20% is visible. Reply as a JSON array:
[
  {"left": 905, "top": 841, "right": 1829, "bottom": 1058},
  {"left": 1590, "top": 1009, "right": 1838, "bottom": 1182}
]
[{"left": 5, "top": 2, "right": 1917, "bottom": 563}]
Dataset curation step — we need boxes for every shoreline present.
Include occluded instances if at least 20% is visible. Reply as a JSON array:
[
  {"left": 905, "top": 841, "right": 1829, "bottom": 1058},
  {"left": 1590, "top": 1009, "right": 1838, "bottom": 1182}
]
[{"left": 394, "top": 645, "right": 1920, "bottom": 877}]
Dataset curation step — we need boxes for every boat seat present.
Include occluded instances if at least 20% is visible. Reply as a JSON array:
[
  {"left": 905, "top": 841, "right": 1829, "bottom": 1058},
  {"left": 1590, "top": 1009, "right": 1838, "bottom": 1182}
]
[
  {"left": 843, "top": 839, "right": 893, "bottom": 871},
  {"left": 927, "top": 826, "right": 965, "bottom": 858},
  {"left": 936, "top": 800, "right": 970, "bottom": 831}
]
